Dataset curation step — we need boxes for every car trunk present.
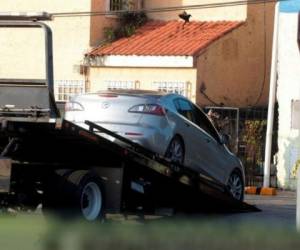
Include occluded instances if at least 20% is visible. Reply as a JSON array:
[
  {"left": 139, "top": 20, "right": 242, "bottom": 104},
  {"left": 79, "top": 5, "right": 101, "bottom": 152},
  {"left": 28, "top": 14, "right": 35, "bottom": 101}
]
[{"left": 72, "top": 93, "right": 151, "bottom": 125}]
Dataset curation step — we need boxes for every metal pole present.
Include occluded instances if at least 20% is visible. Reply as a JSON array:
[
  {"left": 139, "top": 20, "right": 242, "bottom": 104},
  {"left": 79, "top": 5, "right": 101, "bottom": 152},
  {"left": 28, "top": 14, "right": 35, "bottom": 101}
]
[
  {"left": 236, "top": 108, "right": 239, "bottom": 154},
  {"left": 39, "top": 22, "right": 54, "bottom": 96},
  {"left": 298, "top": 12, "right": 300, "bottom": 49},
  {"left": 263, "top": 1, "right": 279, "bottom": 188},
  {"left": 297, "top": 170, "right": 300, "bottom": 231},
  {"left": 297, "top": 11, "right": 300, "bottom": 233}
]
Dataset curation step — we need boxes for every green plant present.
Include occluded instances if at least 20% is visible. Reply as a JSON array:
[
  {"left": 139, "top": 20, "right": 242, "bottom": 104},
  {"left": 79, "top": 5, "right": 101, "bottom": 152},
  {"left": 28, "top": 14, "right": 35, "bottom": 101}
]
[
  {"left": 291, "top": 159, "right": 300, "bottom": 178},
  {"left": 103, "top": 11, "right": 147, "bottom": 41},
  {"left": 241, "top": 120, "right": 267, "bottom": 172},
  {"left": 119, "top": 11, "right": 147, "bottom": 27},
  {"left": 103, "top": 27, "right": 116, "bottom": 42}
]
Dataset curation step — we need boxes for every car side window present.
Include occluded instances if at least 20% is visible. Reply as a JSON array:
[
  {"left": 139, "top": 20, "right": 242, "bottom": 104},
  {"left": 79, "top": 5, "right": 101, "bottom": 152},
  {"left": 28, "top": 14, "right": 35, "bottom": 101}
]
[
  {"left": 174, "top": 99, "right": 194, "bottom": 122},
  {"left": 191, "top": 104, "right": 220, "bottom": 142}
]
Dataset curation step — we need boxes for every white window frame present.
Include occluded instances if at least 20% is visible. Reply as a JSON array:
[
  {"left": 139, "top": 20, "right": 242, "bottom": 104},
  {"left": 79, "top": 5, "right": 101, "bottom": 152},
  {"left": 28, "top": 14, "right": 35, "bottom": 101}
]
[
  {"left": 152, "top": 81, "right": 191, "bottom": 98},
  {"left": 105, "top": 80, "right": 139, "bottom": 90},
  {"left": 54, "top": 80, "right": 85, "bottom": 101}
]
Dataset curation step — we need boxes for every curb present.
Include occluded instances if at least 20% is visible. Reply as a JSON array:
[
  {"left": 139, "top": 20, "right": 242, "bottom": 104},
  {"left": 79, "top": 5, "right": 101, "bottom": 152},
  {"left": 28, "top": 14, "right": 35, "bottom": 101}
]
[{"left": 245, "top": 186, "right": 277, "bottom": 196}]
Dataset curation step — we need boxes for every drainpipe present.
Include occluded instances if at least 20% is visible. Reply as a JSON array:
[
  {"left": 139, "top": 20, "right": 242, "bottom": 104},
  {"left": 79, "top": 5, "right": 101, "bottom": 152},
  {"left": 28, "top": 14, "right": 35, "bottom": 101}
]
[{"left": 263, "top": 1, "right": 279, "bottom": 188}]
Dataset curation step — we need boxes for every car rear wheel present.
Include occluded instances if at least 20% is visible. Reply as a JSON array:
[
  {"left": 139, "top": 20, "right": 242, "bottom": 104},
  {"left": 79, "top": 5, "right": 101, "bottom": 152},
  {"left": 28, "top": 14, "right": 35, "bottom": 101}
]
[
  {"left": 227, "top": 171, "right": 244, "bottom": 201},
  {"left": 165, "top": 136, "right": 185, "bottom": 164}
]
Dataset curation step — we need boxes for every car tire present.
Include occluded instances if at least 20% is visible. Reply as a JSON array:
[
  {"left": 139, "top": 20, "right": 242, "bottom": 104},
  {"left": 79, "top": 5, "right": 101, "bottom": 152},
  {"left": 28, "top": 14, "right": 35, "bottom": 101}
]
[
  {"left": 227, "top": 170, "right": 244, "bottom": 201},
  {"left": 165, "top": 136, "right": 185, "bottom": 165}
]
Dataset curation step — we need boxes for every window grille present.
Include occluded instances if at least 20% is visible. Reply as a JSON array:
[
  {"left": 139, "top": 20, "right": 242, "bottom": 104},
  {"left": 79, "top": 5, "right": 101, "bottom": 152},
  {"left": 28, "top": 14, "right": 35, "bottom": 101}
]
[
  {"left": 110, "top": 0, "right": 124, "bottom": 11},
  {"left": 109, "top": 0, "right": 141, "bottom": 11},
  {"left": 152, "top": 81, "right": 191, "bottom": 98},
  {"left": 105, "top": 80, "right": 139, "bottom": 90},
  {"left": 54, "top": 80, "right": 85, "bottom": 101}
]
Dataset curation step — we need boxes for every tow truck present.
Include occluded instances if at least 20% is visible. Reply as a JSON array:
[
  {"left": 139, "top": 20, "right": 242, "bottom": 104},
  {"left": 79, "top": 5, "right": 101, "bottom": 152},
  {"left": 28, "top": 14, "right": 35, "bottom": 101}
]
[{"left": 0, "top": 12, "right": 258, "bottom": 221}]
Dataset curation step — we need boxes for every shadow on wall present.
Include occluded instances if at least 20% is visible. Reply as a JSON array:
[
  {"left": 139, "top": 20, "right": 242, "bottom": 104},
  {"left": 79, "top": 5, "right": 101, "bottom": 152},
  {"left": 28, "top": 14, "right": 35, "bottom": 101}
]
[{"left": 196, "top": 1, "right": 275, "bottom": 108}]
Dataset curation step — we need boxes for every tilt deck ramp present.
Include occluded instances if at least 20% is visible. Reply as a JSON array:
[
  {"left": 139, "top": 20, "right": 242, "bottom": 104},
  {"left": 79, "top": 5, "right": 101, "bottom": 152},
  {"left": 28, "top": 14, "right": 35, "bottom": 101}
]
[{"left": 61, "top": 119, "right": 260, "bottom": 213}]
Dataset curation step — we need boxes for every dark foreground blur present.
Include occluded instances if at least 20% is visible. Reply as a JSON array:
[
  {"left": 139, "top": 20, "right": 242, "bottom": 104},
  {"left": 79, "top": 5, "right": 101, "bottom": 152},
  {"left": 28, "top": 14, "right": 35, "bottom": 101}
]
[{"left": 0, "top": 213, "right": 300, "bottom": 250}]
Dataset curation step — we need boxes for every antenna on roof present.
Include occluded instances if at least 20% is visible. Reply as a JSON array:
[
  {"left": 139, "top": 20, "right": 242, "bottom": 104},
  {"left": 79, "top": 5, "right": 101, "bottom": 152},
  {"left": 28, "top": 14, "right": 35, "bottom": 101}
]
[{"left": 0, "top": 12, "right": 52, "bottom": 21}]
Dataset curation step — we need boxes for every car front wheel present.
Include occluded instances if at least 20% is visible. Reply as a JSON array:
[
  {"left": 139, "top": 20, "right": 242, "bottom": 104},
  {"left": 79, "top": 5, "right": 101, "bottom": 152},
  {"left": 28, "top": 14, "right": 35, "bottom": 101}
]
[{"left": 227, "top": 171, "right": 244, "bottom": 201}]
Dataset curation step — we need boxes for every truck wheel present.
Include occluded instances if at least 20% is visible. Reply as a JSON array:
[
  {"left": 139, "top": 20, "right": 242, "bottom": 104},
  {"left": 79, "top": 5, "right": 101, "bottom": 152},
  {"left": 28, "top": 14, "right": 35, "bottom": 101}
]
[
  {"left": 43, "top": 170, "right": 104, "bottom": 221},
  {"left": 67, "top": 171, "right": 104, "bottom": 221}
]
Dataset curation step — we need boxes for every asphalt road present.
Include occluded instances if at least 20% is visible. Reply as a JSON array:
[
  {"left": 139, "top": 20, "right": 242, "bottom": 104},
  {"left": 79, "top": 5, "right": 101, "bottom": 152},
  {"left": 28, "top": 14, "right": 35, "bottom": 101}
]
[
  {"left": 2, "top": 190, "right": 297, "bottom": 228},
  {"left": 241, "top": 191, "right": 296, "bottom": 227},
  {"left": 102, "top": 190, "right": 297, "bottom": 229},
  {"left": 183, "top": 190, "right": 297, "bottom": 229}
]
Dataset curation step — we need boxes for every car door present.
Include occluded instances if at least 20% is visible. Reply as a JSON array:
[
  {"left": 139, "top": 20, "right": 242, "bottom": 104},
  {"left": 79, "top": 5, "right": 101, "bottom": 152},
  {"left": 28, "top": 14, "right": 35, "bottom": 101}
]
[
  {"left": 190, "top": 104, "right": 234, "bottom": 183},
  {"left": 172, "top": 98, "right": 212, "bottom": 173}
]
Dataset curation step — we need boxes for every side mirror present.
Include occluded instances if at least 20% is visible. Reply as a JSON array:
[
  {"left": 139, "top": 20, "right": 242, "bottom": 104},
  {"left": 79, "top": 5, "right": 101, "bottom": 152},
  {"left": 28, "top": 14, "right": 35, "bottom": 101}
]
[{"left": 220, "top": 134, "right": 230, "bottom": 145}]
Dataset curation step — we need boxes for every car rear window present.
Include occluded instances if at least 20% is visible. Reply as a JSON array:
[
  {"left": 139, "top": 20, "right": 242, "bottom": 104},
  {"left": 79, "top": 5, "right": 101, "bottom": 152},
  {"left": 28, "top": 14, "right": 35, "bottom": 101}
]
[{"left": 174, "top": 99, "right": 194, "bottom": 122}]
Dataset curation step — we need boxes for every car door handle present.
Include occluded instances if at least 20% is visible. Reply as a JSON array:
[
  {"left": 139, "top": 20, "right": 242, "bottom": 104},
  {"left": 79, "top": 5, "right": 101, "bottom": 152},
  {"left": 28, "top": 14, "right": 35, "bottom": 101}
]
[
  {"left": 205, "top": 138, "right": 211, "bottom": 143},
  {"left": 184, "top": 122, "right": 190, "bottom": 127}
]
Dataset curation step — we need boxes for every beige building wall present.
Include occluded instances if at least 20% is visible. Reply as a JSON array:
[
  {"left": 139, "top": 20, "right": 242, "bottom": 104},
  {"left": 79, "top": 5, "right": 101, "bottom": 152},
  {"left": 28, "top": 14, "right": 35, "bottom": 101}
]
[
  {"left": 89, "top": 67, "right": 197, "bottom": 102},
  {"left": 0, "top": 0, "right": 119, "bottom": 102},
  {"left": 144, "top": 0, "right": 247, "bottom": 21},
  {"left": 0, "top": 0, "right": 95, "bottom": 81},
  {"left": 195, "top": 2, "right": 275, "bottom": 108},
  {"left": 90, "top": 0, "right": 118, "bottom": 47}
]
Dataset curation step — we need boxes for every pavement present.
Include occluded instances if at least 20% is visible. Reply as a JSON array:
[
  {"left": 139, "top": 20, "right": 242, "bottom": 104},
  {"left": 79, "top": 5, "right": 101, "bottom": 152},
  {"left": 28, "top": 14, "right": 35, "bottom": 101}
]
[
  {"left": 3, "top": 190, "right": 297, "bottom": 230},
  {"left": 104, "top": 190, "right": 297, "bottom": 229},
  {"left": 218, "top": 190, "right": 297, "bottom": 228}
]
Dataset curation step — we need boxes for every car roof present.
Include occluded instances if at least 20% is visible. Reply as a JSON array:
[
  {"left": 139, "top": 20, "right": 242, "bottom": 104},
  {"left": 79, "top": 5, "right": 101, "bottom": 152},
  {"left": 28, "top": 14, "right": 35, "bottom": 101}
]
[
  {"left": 90, "top": 89, "right": 170, "bottom": 98},
  {"left": 75, "top": 90, "right": 187, "bottom": 103}
]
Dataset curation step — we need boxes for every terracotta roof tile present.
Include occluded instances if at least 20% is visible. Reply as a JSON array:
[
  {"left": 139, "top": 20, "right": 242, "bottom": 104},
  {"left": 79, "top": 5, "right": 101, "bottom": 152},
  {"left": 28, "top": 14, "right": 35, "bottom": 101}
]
[{"left": 89, "top": 20, "right": 244, "bottom": 57}]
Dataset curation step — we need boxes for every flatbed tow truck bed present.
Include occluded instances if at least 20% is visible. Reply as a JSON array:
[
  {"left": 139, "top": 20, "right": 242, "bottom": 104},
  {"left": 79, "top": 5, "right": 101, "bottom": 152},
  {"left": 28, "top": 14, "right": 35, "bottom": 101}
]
[{"left": 0, "top": 118, "right": 259, "bottom": 217}]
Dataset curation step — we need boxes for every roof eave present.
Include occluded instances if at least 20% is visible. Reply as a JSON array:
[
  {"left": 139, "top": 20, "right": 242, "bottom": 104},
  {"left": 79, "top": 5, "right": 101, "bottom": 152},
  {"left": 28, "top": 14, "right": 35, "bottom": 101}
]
[{"left": 86, "top": 55, "right": 195, "bottom": 68}]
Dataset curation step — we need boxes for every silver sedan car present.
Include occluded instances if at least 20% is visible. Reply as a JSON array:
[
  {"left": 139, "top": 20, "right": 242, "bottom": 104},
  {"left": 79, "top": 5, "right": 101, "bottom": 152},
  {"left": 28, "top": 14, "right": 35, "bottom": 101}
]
[{"left": 65, "top": 90, "right": 245, "bottom": 201}]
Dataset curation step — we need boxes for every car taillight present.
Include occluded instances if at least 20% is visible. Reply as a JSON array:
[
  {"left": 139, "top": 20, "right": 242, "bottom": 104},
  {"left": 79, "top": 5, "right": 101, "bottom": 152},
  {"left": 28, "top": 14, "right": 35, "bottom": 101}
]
[
  {"left": 65, "top": 101, "right": 84, "bottom": 111},
  {"left": 128, "top": 104, "right": 166, "bottom": 116}
]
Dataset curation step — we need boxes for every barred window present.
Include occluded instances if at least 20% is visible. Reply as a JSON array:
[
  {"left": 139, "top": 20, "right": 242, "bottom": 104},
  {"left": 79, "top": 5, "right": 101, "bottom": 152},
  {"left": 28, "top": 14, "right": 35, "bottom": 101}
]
[
  {"left": 54, "top": 80, "right": 85, "bottom": 101},
  {"left": 110, "top": 0, "right": 124, "bottom": 11},
  {"left": 109, "top": 0, "right": 142, "bottom": 11},
  {"left": 105, "top": 80, "right": 139, "bottom": 90},
  {"left": 152, "top": 81, "right": 191, "bottom": 98}
]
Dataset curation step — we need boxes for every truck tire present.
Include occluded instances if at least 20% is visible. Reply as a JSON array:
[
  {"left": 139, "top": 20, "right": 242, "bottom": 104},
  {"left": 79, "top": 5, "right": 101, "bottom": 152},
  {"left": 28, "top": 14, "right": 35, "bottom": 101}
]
[
  {"left": 43, "top": 170, "right": 104, "bottom": 221},
  {"left": 66, "top": 170, "right": 104, "bottom": 221}
]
